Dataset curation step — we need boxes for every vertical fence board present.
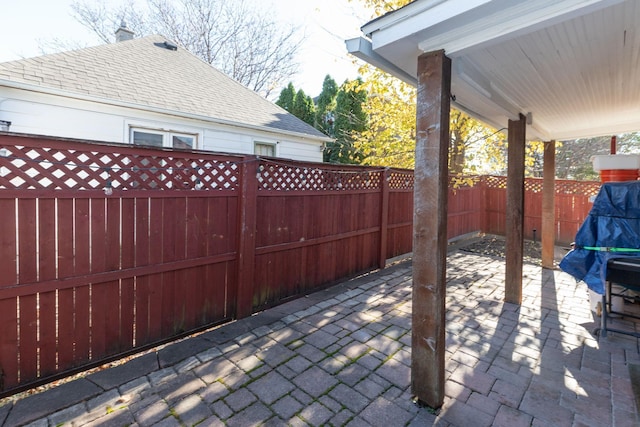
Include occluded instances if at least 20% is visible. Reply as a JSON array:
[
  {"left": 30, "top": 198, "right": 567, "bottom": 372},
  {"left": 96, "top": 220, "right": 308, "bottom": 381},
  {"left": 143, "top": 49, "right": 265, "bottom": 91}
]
[
  {"left": 147, "top": 198, "right": 164, "bottom": 342},
  {"left": 18, "top": 199, "right": 37, "bottom": 284},
  {"left": 212, "top": 196, "right": 237, "bottom": 319},
  {"left": 57, "top": 199, "right": 74, "bottom": 370},
  {"left": 0, "top": 198, "right": 18, "bottom": 391},
  {"left": 104, "top": 198, "right": 122, "bottom": 354},
  {"left": 56, "top": 199, "right": 74, "bottom": 282},
  {"left": 18, "top": 199, "right": 38, "bottom": 383},
  {"left": 161, "top": 198, "right": 178, "bottom": 335},
  {"left": 173, "top": 197, "right": 188, "bottom": 332},
  {"left": 38, "top": 198, "right": 57, "bottom": 377},
  {"left": 120, "top": 198, "right": 135, "bottom": 350},
  {"left": 90, "top": 198, "right": 107, "bottom": 358},
  {"left": 75, "top": 199, "right": 91, "bottom": 276},
  {"left": 0, "top": 298, "right": 18, "bottom": 391},
  {"left": 134, "top": 197, "right": 151, "bottom": 346},
  {"left": 18, "top": 295, "right": 38, "bottom": 384},
  {"left": 185, "top": 197, "right": 206, "bottom": 331},
  {"left": 74, "top": 199, "right": 91, "bottom": 364},
  {"left": 0, "top": 198, "right": 16, "bottom": 287}
]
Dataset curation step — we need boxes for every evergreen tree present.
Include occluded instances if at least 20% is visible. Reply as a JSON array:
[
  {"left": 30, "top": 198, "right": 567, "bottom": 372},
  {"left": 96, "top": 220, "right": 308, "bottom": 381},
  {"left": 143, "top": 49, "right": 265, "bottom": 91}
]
[
  {"left": 324, "top": 78, "right": 368, "bottom": 164},
  {"left": 315, "top": 75, "right": 339, "bottom": 136},
  {"left": 276, "top": 83, "right": 314, "bottom": 125},
  {"left": 276, "top": 82, "right": 296, "bottom": 112},
  {"left": 292, "top": 89, "right": 315, "bottom": 126}
]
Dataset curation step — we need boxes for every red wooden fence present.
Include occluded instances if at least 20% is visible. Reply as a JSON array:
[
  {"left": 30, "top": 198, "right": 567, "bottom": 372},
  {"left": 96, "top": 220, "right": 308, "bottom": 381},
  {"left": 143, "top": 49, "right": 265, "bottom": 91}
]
[
  {"left": 0, "top": 134, "right": 419, "bottom": 395},
  {"left": 0, "top": 134, "right": 242, "bottom": 395},
  {"left": 481, "top": 175, "right": 601, "bottom": 244},
  {"left": 0, "top": 133, "right": 601, "bottom": 395}
]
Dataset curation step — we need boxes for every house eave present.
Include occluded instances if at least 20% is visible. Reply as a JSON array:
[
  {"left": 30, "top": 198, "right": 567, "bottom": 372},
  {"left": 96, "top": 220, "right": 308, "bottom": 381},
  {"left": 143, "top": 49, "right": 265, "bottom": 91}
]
[{"left": 345, "top": 37, "right": 417, "bottom": 86}]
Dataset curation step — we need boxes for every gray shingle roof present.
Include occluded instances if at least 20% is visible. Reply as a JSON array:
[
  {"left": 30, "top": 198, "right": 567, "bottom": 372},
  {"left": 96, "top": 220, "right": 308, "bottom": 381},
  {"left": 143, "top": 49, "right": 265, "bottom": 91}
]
[{"left": 0, "top": 35, "right": 329, "bottom": 140}]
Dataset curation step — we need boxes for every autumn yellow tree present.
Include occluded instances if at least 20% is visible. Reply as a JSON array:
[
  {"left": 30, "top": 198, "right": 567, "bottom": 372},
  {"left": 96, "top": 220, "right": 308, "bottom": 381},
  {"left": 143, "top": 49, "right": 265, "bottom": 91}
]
[
  {"left": 352, "top": 0, "right": 410, "bottom": 15},
  {"left": 348, "top": 0, "right": 508, "bottom": 173},
  {"left": 348, "top": 0, "right": 544, "bottom": 176},
  {"left": 351, "top": 67, "right": 416, "bottom": 169},
  {"left": 449, "top": 109, "right": 506, "bottom": 175}
]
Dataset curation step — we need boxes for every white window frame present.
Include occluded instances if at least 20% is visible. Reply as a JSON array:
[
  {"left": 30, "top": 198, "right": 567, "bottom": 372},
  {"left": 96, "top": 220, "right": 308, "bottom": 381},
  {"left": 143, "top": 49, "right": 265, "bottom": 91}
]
[
  {"left": 131, "top": 128, "right": 165, "bottom": 148},
  {"left": 127, "top": 122, "right": 200, "bottom": 150},
  {"left": 254, "top": 141, "right": 277, "bottom": 157}
]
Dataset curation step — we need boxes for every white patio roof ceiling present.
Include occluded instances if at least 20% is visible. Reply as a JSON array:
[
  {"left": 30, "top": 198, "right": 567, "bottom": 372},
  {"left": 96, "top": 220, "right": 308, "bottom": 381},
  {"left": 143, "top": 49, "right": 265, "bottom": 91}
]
[{"left": 347, "top": 0, "right": 640, "bottom": 141}]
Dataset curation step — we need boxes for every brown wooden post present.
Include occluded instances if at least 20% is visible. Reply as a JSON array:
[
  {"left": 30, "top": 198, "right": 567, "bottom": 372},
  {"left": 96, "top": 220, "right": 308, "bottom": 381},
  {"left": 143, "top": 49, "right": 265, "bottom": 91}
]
[
  {"left": 481, "top": 176, "right": 488, "bottom": 233},
  {"left": 505, "top": 113, "right": 526, "bottom": 304},
  {"left": 379, "top": 168, "right": 390, "bottom": 269},
  {"left": 412, "top": 49, "right": 451, "bottom": 409},
  {"left": 236, "top": 156, "right": 259, "bottom": 319},
  {"left": 542, "top": 140, "right": 556, "bottom": 269}
]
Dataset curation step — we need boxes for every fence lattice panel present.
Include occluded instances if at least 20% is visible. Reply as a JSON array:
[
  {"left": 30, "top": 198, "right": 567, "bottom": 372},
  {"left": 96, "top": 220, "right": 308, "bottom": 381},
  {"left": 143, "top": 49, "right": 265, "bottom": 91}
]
[
  {"left": 257, "top": 158, "right": 384, "bottom": 192},
  {"left": 0, "top": 138, "right": 240, "bottom": 192}
]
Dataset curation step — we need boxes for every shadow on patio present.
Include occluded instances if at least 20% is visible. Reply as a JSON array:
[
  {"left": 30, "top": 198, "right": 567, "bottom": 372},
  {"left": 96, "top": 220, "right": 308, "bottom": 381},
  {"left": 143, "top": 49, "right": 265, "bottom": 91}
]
[
  {"left": 442, "top": 251, "right": 639, "bottom": 427},
  {"left": 1, "top": 248, "right": 639, "bottom": 426}
]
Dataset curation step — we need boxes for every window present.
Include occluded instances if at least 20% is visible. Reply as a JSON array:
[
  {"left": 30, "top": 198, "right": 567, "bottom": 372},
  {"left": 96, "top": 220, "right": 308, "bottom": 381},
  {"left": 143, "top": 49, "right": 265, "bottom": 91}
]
[
  {"left": 255, "top": 142, "right": 276, "bottom": 157},
  {"left": 130, "top": 127, "right": 197, "bottom": 149},
  {"left": 172, "top": 135, "right": 194, "bottom": 149},
  {"left": 132, "top": 129, "right": 163, "bottom": 147}
]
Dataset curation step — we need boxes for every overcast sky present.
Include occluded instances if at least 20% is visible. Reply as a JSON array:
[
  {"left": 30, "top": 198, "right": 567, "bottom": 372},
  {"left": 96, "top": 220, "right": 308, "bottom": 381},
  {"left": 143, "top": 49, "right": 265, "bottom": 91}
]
[{"left": 0, "top": 0, "right": 372, "bottom": 96}]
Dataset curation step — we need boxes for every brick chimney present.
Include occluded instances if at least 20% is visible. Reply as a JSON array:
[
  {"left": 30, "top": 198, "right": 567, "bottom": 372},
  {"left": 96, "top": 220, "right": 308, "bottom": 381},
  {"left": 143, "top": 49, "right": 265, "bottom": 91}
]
[{"left": 115, "top": 22, "right": 134, "bottom": 42}]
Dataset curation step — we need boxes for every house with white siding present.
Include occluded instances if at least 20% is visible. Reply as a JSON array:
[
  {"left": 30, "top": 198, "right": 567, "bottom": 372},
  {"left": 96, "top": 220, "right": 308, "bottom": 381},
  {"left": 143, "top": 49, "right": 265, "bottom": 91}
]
[{"left": 0, "top": 27, "right": 330, "bottom": 162}]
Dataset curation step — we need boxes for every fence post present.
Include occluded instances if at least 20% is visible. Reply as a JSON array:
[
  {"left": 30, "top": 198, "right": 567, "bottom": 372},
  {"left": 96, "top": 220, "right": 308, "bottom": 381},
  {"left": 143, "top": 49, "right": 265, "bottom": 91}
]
[
  {"left": 480, "top": 176, "right": 488, "bottom": 233},
  {"left": 505, "top": 114, "right": 527, "bottom": 305},
  {"left": 412, "top": 49, "right": 451, "bottom": 409},
  {"left": 236, "top": 157, "right": 259, "bottom": 319},
  {"left": 378, "top": 168, "right": 390, "bottom": 269},
  {"left": 541, "top": 140, "right": 556, "bottom": 269}
]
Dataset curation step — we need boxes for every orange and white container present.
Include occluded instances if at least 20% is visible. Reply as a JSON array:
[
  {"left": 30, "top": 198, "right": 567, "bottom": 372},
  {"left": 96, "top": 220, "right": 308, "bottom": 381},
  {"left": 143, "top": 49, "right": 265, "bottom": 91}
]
[{"left": 591, "top": 154, "right": 640, "bottom": 182}]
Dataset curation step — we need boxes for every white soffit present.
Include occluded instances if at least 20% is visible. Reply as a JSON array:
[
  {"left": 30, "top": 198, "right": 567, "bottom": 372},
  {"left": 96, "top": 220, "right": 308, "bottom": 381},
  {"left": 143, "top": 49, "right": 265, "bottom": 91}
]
[
  {"left": 363, "top": 0, "right": 623, "bottom": 55},
  {"left": 349, "top": 0, "right": 640, "bottom": 140}
]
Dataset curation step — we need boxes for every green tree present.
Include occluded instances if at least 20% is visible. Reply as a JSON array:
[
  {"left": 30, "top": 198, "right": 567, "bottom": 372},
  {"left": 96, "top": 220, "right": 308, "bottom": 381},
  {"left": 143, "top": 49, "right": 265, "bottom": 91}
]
[
  {"left": 324, "top": 78, "right": 368, "bottom": 164},
  {"left": 276, "top": 83, "right": 315, "bottom": 125},
  {"left": 315, "top": 75, "right": 339, "bottom": 136},
  {"left": 555, "top": 133, "right": 640, "bottom": 180},
  {"left": 292, "top": 89, "right": 315, "bottom": 126},
  {"left": 276, "top": 82, "right": 295, "bottom": 112}
]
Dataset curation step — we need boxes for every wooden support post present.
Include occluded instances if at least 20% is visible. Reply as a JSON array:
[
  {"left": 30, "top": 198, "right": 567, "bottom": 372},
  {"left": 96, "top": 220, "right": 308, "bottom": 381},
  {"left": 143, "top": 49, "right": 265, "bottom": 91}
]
[
  {"left": 378, "top": 168, "right": 390, "bottom": 269},
  {"left": 412, "top": 49, "right": 451, "bottom": 409},
  {"left": 505, "top": 114, "right": 526, "bottom": 304},
  {"left": 236, "top": 157, "right": 258, "bottom": 319},
  {"left": 542, "top": 140, "right": 556, "bottom": 269}
]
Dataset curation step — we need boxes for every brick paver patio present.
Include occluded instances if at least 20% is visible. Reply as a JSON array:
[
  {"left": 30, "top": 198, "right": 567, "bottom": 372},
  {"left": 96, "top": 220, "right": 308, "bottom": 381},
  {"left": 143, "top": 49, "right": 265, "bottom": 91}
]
[{"left": 1, "top": 249, "right": 638, "bottom": 426}]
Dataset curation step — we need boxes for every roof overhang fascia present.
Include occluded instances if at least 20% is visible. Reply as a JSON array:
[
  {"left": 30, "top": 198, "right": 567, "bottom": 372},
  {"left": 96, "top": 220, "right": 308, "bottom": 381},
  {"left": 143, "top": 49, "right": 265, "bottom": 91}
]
[
  {"left": 345, "top": 37, "right": 417, "bottom": 86},
  {"left": 361, "top": 0, "right": 624, "bottom": 56},
  {"left": 417, "top": 0, "right": 625, "bottom": 56},
  {"left": 0, "top": 79, "right": 332, "bottom": 143},
  {"left": 345, "top": 38, "right": 551, "bottom": 140},
  {"left": 360, "top": 0, "right": 489, "bottom": 47}
]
